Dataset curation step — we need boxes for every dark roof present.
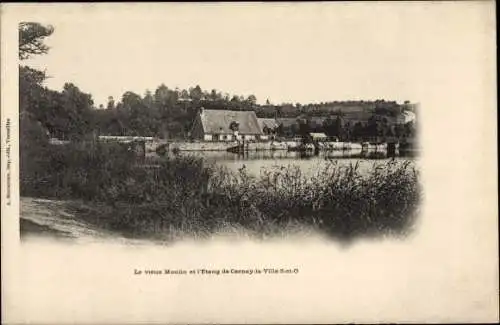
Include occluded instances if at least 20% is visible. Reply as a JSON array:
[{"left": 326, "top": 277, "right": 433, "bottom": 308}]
[{"left": 199, "top": 109, "right": 263, "bottom": 135}]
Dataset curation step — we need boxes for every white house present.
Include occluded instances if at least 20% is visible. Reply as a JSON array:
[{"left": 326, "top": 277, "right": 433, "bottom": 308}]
[{"left": 190, "top": 108, "right": 263, "bottom": 142}]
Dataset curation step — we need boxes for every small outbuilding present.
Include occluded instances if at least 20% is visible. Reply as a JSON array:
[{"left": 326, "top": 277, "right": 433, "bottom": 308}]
[{"left": 309, "top": 132, "right": 328, "bottom": 141}]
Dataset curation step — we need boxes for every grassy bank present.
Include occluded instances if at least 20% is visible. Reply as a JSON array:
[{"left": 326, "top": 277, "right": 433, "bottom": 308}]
[{"left": 21, "top": 143, "right": 421, "bottom": 241}]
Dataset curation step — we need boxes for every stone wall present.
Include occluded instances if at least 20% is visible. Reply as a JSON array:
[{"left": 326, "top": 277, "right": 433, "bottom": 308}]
[{"left": 169, "top": 141, "right": 237, "bottom": 151}]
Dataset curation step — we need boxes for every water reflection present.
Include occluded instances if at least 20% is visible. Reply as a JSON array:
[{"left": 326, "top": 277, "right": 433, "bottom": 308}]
[
  {"left": 166, "top": 148, "right": 411, "bottom": 162},
  {"left": 157, "top": 149, "right": 416, "bottom": 178}
]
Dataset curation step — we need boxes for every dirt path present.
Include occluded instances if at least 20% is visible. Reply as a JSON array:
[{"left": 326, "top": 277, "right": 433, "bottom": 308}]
[{"left": 20, "top": 197, "right": 150, "bottom": 245}]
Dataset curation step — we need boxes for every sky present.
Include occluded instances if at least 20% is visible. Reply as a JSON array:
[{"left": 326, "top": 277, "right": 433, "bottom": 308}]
[{"left": 11, "top": 2, "right": 493, "bottom": 107}]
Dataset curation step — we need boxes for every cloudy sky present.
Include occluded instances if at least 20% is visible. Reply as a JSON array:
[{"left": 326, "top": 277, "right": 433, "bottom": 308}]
[{"left": 9, "top": 2, "right": 494, "bottom": 107}]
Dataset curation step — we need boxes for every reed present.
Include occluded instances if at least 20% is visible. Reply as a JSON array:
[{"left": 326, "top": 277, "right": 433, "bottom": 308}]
[{"left": 21, "top": 143, "right": 421, "bottom": 241}]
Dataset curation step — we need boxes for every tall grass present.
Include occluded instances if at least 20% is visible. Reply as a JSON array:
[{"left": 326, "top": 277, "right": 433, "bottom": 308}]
[
  {"left": 21, "top": 143, "right": 421, "bottom": 241},
  {"left": 204, "top": 159, "right": 420, "bottom": 239}
]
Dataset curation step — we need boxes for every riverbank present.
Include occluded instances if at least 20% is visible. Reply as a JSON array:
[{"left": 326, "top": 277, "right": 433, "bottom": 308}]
[
  {"left": 21, "top": 144, "right": 421, "bottom": 242},
  {"left": 20, "top": 197, "right": 156, "bottom": 245},
  {"left": 163, "top": 140, "right": 416, "bottom": 153},
  {"left": 165, "top": 140, "right": 289, "bottom": 152}
]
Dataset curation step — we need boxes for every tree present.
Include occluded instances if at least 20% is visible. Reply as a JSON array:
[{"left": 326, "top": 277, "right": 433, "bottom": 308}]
[
  {"left": 19, "top": 66, "right": 47, "bottom": 114},
  {"left": 19, "top": 22, "right": 54, "bottom": 60},
  {"left": 365, "top": 116, "right": 377, "bottom": 140},
  {"left": 247, "top": 94, "right": 257, "bottom": 106},
  {"left": 334, "top": 116, "right": 343, "bottom": 138},
  {"left": 143, "top": 89, "right": 155, "bottom": 113},
  {"left": 19, "top": 23, "right": 93, "bottom": 141},
  {"left": 121, "top": 91, "right": 143, "bottom": 113},
  {"left": 19, "top": 23, "right": 54, "bottom": 145},
  {"left": 189, "top": 85, "right": 204, "bottom": 101},
  {"left": 179, "top": 89, "right": 189, "bottom": 100},
  {"left": 353, "top": 122, "right": 364, "bottom": 141},
  {"left": 322, "top": 117, "right": 334, "bottom": 136},
  {"left": 106, "top": 96, "right": 115, "bottom": 110},
  {"left": 297, "top": 117, "right": 310, "bottom": 138},
  {"left": 296, "top": 103, "right": 304, "bottom": 114},
  {"left": 28, "top": 82, "right": 95, "bottom": 141},
  {"left": 209, "top": 89, "right": 220, "bottom": 101},
  {"left": 154, "top": 84, "right": 170, "bottom": 107},
  {"left": 275, "top": 106, "right": 283, "bottom": 118},
  {"left": 343, "top": 122, "right": 352, "bottom": 141},
  {"left": 20, "top": 111, "right": 49, "bottom": 145}
]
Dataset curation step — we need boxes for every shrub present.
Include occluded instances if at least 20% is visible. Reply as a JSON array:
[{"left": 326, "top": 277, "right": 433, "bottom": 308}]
[{"left": 21, "top": 142, "right": 421, "bottom": 241}]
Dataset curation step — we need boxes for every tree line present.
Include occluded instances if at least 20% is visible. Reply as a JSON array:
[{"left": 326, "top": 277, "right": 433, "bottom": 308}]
[
  {"left": 20, "top": 22, "right": 417, "bottom": 143},
  {"left": 288, "top": 115, "right": 416, "bottom": 143}
]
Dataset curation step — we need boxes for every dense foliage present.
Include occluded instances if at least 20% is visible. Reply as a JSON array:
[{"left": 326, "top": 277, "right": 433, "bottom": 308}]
[
  {"left": 21, "top": 144, "right": 421, "bottom": 241},
  {"left": 94, "top": 87, "right": 418, "bottom": 141}
]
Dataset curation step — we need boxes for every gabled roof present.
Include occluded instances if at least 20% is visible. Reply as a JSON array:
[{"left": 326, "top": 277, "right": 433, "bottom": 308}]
[{"left": 199, "top": 109, "right": 263, "bottom": 135}]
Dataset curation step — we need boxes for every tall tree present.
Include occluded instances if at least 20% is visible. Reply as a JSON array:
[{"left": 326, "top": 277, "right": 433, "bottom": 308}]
[
  {"left": 60, "top": 83, "right": 94, "bottom": 140},
  {"left": 189, "top": 85, "right": 204, "bottom": 102},
  {"left": 209, "top": 89, "right": 219, "bottom": 101},
  {"left": 143, "top": 90, "right": 154, "bottom": 107},
  {"left": 334, "top": 116, "right": 343, "bottom": 138},
  {"left": 19, "top": 22, "right": 54, "bottom": 60},
  {"left": 247, "top": 94, "right": 257, "bottom": 106},
  {"left": 106, "top": 96, "right": 115, "bottom": 110},
  {"left": 297, "top": 117, "right": 310, "bottom": 138},
  {"left": 19, "top": 23, "right": 54, "bottom": 144},
  {"left": 322, "top": 117, "right": 334, "bottom": 136}
]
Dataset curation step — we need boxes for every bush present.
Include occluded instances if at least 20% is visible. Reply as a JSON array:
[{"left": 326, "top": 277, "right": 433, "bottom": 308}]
[
  {"left": 20, "top": 141, "right": 137, "bottom": 200},
  {"left": 21, "top": 142, "right": 421, "bottom": 241}
]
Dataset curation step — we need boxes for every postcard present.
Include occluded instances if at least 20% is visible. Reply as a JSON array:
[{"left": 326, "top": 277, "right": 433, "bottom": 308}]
[{"left": 1, "top": 2, "right": 498, "bottom": 324}]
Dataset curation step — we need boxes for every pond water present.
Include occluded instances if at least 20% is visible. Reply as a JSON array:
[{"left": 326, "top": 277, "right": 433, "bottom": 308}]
[{"left": 165, "top": 149, "right": 418, "bottom": 178}]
